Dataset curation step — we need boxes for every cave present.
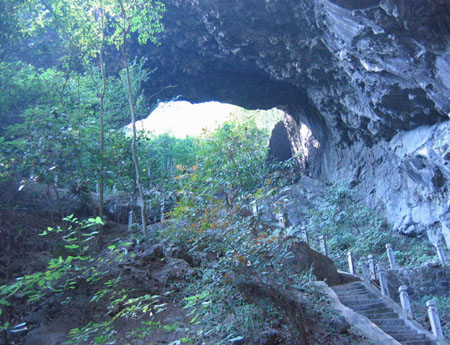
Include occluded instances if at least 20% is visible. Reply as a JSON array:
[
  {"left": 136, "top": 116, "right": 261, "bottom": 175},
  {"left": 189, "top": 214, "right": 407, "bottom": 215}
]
[
  {"left": 2, "top": 1, "right": 450, "bottom": 344},
  {"left": 136, "top": 0, "right": 450, "bottom": 244}
]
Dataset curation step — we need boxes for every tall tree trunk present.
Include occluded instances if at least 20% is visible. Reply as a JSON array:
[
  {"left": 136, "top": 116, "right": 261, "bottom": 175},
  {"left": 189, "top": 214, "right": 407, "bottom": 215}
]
[
  {"left": 98, "top": 50, "right": 105, "bottom": 222},
  {"left": 121, "top": 31, "right": 147, "bottom": 236},
  {"left": 98, "top": 4, "right": 106, "bottom": 223}
]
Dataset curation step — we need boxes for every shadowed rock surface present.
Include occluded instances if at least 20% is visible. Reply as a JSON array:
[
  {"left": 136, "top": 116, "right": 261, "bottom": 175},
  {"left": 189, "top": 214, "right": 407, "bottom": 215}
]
[
  {"left": 138, "top": 0, "right": 450, "bottom": 244},
  {"left": 268, "top": 121, "right": 293, "bottom": 161}
]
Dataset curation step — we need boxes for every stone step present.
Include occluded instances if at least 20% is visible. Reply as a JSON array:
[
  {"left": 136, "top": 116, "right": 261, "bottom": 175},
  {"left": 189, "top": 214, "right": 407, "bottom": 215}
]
[
  {"left": 333, "top": 282, "right": 365, "bottom": 288},
  {"left": 338, "top": 293, "right": 375, "bottom": 300},
  {"left": 339, "top": 298, "right": 381, "bottom": 305},
  {"left": 338, "top": 294, "right": 379, "bottom": 302},
  {"left": 363, "top": 311, "right": 399, "bottom": 319},
  {"left": 403, "top": 340, "right": 435, "bottom": 345},
  {"left": 333, "top": 285, "right": 367, "bottom": 293},
  {"left": 331, "top": 283, "right": 438, "bottom": 345},
  {"left": 360, "top": 307, "right": 393, "bottom": 315},
  {"left": 378, "top": 325, "right": 416, "bottom": 333},
  {"left": 332, "top": 283, "right": 367, "bottom": 291},
  {"left": 333, "top": 283, "right": 367, "bottom": 288},
  {"left": 351, "top": 302, "right": 387, "bottom": 311},
  {"left": 390, "top": 334, "right": 430, "bottom": 344},
  {"left": 372, "top": 318, "right": 406, "bottom": 327},
  {"left": 380, "top": 326, "right": 418, "bottom": 334},
  {"left": 388, "top": 331, "right": 427, "bottom": 342},
  {"left": 335, "top": 287, "right": 372, "bottom": 294}
]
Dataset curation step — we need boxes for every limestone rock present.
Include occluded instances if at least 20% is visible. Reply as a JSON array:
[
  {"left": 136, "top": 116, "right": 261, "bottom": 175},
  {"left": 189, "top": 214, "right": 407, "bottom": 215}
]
[
  {"left": 386, "top": 265, "right": 450, "bottom": 299},
  {"left": 139, "top": 0, "right": 449, "bottom": 246},
  {"left": 24, "top": 326, "right": 65, "bottom": 345},
  {"left": 141, "top": 244, "right": 164, "bottom": 262},
  {"left": 268, "top": 121, "right": 293, "bottom": 161},
  {"left": 287, "top": 241, "right": 350, "bottom": 286},
  {"left": 257, "top": 176, "right": 326, "bottom": 231}
]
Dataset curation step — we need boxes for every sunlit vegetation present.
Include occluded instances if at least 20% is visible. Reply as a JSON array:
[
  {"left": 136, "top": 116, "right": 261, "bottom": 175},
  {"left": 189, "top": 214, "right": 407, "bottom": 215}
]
[{"left": 1, "top": 1, "right": 444, "bottom": 344}]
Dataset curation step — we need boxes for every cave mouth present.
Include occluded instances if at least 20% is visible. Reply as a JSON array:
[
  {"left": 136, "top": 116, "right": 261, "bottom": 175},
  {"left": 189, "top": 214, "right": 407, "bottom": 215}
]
[
  {"left": 133, "top": 99, "right": 284, "bottom": 139},
  {"left": 131, "top": 100, "right": 324, "bottom": 171},
  {"left": 133, "top": 101, "right": 243, "bottom": 138}
]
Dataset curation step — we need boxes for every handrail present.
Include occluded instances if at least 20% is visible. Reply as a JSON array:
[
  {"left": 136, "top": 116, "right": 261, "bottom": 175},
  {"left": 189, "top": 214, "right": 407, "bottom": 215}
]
[{"left": 250, "top": 199, "right": 450, "bottom": 342}]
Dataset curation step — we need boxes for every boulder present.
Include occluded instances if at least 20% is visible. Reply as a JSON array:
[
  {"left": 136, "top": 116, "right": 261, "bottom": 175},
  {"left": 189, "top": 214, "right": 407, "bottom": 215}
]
[
  {"left": 24, "top": 326, "right": 66, "bottom": 345},
  {"left": 287, "top": 241, "right": 351, "bottom": 286},
  {"left": 141, "top": 244, "right": 164, "bottom": 262}
]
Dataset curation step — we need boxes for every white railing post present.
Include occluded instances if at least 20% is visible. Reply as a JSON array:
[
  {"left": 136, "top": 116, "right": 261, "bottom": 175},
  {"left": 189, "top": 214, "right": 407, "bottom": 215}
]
[
  {"left": 376, "top": 264, "right": 390, "bottom": 297},
  {"left": 276, "top": 212, "right": 286, "bottom": 228},
  {"left": 251, "top": 200, "right": 258, "bottom": 216},
  {"left": 368, "top": 254, "right": 376, "bottom": 280},
  {"left": 435, "top": 243, "right": 448, "bottom": 266},
  {"left": 301, "top": 230, "right": 309, "bottom": 244},
  {"left": 128, "top": 211, "right": 134, "bottom": 231},
  {"left": 360, "top": 256, "right": 370, "bottom": 280},
  {"left": 427, "top": 300, "right": 444, "bottom": 340},
  {"left": 386, "top": 243, "right": 397, "bottom": 269},
  {"left": 347, "top": 251, "right": 355, "bottom": 274},
  {"left": 398, "top": 285, "right": 413, "bottom": 319},
  {"left": 319, "top": 235, "right": 328, "bottom": 257}
]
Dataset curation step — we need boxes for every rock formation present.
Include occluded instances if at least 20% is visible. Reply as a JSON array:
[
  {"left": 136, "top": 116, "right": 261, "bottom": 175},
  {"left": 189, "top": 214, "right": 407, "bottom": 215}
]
[{"left": 140, "top": 0, "right": 450, "bottom": 245}]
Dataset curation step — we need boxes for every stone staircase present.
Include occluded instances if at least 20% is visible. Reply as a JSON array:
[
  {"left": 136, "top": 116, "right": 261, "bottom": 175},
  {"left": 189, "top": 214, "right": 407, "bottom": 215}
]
[{"left": 332, "top": 281, "right": 437, "bottom": 345}]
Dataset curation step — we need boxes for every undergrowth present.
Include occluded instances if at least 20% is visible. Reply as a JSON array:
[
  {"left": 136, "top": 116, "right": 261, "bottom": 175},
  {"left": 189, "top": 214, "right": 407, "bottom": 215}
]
[
  {"left": 306, "top": 181, "right": 437, "bottom": 271},
  {"left": 2, "top": 112, "right": 438, "bottom": 345}
]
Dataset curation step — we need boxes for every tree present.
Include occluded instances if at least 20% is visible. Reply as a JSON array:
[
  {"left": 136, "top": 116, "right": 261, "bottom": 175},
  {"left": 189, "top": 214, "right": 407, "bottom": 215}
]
[
  {"left": 22, "top": 0, "right": 110, "bottom": 220},
  {"left": 0, "top": 0, "right": 25, "bottom": 61},
  {"left": 105, "top": 0, "right": 165, "bottom": 235},
  {"left": 23, "top": 0, "right": 165, "bottom": 234}
]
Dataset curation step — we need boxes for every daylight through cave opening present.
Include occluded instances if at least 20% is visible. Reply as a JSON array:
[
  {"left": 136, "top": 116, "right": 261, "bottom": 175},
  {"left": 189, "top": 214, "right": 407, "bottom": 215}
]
[{"left": 131, "top": 100, "right": 323, "bottom": 174}]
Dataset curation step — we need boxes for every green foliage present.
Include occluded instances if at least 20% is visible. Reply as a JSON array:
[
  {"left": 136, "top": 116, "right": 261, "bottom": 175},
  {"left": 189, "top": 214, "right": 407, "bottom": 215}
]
[
  {"left": 64, "top": 321, "right": 116, "bottom": 345},
  {"left": 309, "top": 181, "right": 395, "bottom": 270},
  {"left": 0, "top": 215, "right": 101, "bottom": 308},
  {"left": 181, "top": 276, "right": 273, "bottom": 344},
  {"left": 1, "top": 0, "right": 165, "bottom": 225},
  {"left": 0, "top": 62, "right": 89, "bottom": 181},
  {"left": 64, "top": 293, "right": 168, "bottom": 345},
  {"left": 306, "top": 181, "right": 435, "bottom": 269},
  {"left": 0, "top": 57, "right": 155, "bottom": 194},
  {"left": 0, "top": 214, "right": 173, "bottom": 344},
  {"left": 155, "top": 125, "right": 329, "bottom": 343},
  {"left": 22, "top": 0, "right": 165, "bottom": 55},
  {"left": 41, "top": 214, "right": 103, "bottom": 253},
  {"left": 195, "top": 114, "right": 269, "bottom": 192},
  {"left": 169, "top": 114, "right": 272, "bottom": 228},
  {"left": 140, "top": 133, "right": 197, "bottom": 183},
  {"left": 140, "top": 115, "right": 292, "bottom": 343}
]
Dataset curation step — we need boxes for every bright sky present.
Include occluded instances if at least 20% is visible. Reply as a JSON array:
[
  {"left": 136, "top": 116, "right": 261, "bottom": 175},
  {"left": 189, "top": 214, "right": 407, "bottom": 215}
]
[{"left": 132, "top": 101, "right": 241, "bottom": 138}]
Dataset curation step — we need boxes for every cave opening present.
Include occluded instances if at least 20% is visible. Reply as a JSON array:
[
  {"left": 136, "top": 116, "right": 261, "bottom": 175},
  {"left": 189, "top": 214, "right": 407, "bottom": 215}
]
[{"left": 132, "top": 99, "right": 327, "bottom": 170}]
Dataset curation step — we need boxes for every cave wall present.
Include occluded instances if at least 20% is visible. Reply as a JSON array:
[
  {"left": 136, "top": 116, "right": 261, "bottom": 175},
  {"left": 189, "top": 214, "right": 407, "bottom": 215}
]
[{"left": 141, "top": 0, "right": 450, "bottom": 246}]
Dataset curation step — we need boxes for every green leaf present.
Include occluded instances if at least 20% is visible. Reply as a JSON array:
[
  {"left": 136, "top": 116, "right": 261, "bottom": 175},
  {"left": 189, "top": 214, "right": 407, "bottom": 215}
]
[
  {"left": 0, "top": 299, "right": 11, "bottom": 307},
  {"left": 65, "top": 244, "right": 79, "bottom": 250}
]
